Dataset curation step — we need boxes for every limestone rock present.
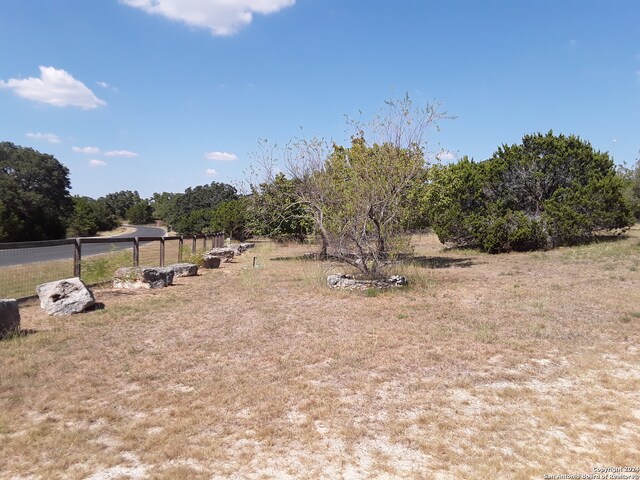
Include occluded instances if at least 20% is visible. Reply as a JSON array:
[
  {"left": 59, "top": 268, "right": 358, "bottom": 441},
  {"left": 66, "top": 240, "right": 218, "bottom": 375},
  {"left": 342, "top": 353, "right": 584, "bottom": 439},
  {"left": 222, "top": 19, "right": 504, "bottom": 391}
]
[
  {"left": 229, "top": 243, "right": 255, "bottom": 254},
  {"left": 113, "top": 267, "right": 174, "bottom": 289},
  {"left": 167, "top": 263, "right": 198, "bottom": 277},
  {"left": 36, "top": 278, "right": 96, "bottom": 315},
  {"left": 202, "top": 255, "right": 222, "bottom": 269},
  {"left": 208, "top": 248, "right": 235, "bottom": 262},
  {"left": 327, "top": 274, "right": 408, "bottom": 290},
  {"left": 0, "top": 299, "right": 20, "bottom": 337}
]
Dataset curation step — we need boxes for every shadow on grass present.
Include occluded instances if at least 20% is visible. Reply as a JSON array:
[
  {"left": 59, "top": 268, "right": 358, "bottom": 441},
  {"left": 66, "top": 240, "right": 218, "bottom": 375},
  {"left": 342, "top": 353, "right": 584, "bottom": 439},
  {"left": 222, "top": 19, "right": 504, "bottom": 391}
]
[
  {"left": 406, "top": 256, "right": 475, "bottom": 269},
  {"left": 271, "top": 253, "right": 475, "bottom": 269},
  {"left": 0, "top": 328, "right": 39, "bottom": 341}
]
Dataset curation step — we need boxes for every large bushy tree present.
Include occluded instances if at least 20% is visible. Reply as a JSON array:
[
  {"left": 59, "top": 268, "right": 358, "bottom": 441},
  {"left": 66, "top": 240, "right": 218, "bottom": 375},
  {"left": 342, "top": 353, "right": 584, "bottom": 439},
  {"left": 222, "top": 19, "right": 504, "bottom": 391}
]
[
  {"left": 249, "top": 173, "right": 313, "bottom": 242},
  {"left": 126, "top": 200, "right": 154, "bottom": 225},
  {"left": 101, "top": 190, "right": 142, "bottom": 219},
  {"left": 281, "top": 96, "right": 448, "bottom": 276},
  {"left": 165, "top": 182, "right": 238, "bottom": 234},
  {"left": 0, "top": 142, "right": 72, "bottom": 241},
  {"left": 67, "top": 196, "right": 119, "bottom": 237},
  {"left": 426, "top": 132, "right": 634, "bottom": 252},
  {"left": 208, "top": 198, "right": 251, "bottom": 240}
]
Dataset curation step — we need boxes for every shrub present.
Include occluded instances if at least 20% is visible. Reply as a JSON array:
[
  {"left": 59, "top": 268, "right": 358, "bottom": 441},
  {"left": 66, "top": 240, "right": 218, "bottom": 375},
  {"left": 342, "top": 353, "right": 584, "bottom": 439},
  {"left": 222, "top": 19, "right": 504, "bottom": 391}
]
[{"left": 426, "top": 132, "right": 634, "bottom": 252}]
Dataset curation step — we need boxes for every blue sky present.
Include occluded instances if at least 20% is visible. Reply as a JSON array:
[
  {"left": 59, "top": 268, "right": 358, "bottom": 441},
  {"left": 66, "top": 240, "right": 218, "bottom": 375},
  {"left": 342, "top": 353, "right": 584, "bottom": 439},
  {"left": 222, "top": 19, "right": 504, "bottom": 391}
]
[{"left": 1, "top": 0, "right": 639, "bottom": 198}]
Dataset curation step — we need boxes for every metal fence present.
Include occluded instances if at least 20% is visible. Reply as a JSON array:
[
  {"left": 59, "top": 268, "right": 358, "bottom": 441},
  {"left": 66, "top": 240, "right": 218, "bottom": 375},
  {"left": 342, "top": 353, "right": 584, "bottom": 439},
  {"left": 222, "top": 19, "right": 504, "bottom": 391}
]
[{"left": 0, "top": 233, "right": 224, "bottom": 300}]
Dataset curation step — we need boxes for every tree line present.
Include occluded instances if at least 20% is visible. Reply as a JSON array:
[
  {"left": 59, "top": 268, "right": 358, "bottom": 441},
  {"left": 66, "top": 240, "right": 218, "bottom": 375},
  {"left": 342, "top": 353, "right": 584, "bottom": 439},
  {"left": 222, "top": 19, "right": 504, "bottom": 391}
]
[{"left": 2, "top": 97, "right": 640, "bottom": 279}]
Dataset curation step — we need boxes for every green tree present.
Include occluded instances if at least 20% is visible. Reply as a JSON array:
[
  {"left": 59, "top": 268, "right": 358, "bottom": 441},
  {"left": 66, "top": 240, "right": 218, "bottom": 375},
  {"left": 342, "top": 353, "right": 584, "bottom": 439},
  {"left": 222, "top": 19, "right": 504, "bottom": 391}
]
[
  {"left": 207, "top": 198, "right": 251, "bottom": 240},
  {"left": 67, "top": 196, "right": 99, "bottom": 237},
  {"left": 150, "top": 191, "right": 182, "bottom": 226},
  {"left": 249, "top": 173, "right": 312, "bottom": 242},
  {"left": 67, "top": 196, "right": 120, "bottom": 237},
  {"left": 266, "top": 95, "right": 448, "bottom": 276},
  {"left": 170, "top": 182, "right": 238, "bottom": 234},
  {"left": 101, "top": 190, "right": 141, "bottom": 219},
  {"left": 0, "top": 142, "right": 72, "bottom": 241},
  {"left": 617, "top": 155, "right": 640, "bottom": 221},
  {"left": 126, "top": 200, "right": 154, "bottom": 225},
  {"left": 426, "top": 132, "right": 634, "bottom": 252}
]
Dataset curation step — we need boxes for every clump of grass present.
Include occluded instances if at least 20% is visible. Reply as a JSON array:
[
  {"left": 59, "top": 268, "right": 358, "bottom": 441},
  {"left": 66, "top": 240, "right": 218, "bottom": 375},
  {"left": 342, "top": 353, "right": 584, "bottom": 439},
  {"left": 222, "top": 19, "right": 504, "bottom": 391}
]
[
  {"left": 179, "top": 246, "right": 207, "bottom": 267},
  {"left": 81, "top": 250, "right": 132, "bottom": 284}
]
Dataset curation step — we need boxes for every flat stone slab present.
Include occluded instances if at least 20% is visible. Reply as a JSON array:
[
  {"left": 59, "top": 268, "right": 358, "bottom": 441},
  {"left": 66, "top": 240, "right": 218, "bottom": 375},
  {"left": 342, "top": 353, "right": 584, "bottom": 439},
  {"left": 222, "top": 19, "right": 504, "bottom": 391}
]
[
  {"left": 202, "top": 255, "right": 222, "bottom": 269},
  {"left": 327, "top": 274, "right": 408, "bottom": 290},
  {"left": 0, "top": 299, "right": 20, "bottom": 337},
  {"left": 208, "top": 248, "right": 235, "bottom": 262},
  {"left": 113, "top": 267, "right": 174, "bottom": 289},
  {"left": 166, "top": 263, "right": 198, "bottom": 277},
  {"left": 229, "top": 243, "right": 255, "bottom": 253},
  {"left": 36, "top": 278, "right": 96, "bottom": 315}
]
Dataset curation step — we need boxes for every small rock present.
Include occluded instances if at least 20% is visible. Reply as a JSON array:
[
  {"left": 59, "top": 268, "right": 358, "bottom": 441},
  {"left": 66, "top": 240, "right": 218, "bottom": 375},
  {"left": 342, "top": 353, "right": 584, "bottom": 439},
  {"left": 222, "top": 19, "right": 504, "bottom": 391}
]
[
  {"left": 36, "top": 278, "right": 96, "bottom": 315},
  {"left": 202, "top": 255, "right": 222, "bottom": 269},
  {"left": 113, "top": 267, "right": 174, "bottom": 289},
  {"left": 0, "top": 299, "right": 20, "bottom": 337},
  {"left": 166, "top": 263, "right": 198, "bottom": 277}
]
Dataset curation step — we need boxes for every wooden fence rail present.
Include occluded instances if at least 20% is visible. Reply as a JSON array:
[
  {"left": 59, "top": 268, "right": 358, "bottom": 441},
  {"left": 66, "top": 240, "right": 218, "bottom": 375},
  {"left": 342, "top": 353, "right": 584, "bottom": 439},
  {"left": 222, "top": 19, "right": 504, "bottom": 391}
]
[{"left": 0, "top": 233, "right": 225, "bottom": 278}]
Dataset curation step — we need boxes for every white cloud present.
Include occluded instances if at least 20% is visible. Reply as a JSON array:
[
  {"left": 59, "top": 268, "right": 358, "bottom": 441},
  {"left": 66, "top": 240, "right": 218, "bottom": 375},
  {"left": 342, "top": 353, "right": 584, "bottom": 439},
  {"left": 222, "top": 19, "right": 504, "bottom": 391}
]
[
  {"left": 205, "top": 151, "right": 238, "bottom": 161},
  {"left": 89, "top": 159, "right": 107, "bottom": 167},
  {"left": 96, "top": 81, "right": 109, "bottom": 88},
  {"left": 104, "top": 150, "right": 138, "bottom": 157},
  {"left": 73, "top": 146, "right": 101, "bottom": 155},
  {"left": 436, "top": 150, "right": 456, "bottom": 162},
  {"left": 26, "top": 132, "right": 61, "bottom": 144},
  {"left": 0, "top": 66, "right": 106, "bottom": 109},
  {"left": 121, "top": 0, "right": 296, "bottom": 36},
  {"left": 205, "top": 168, "right": 218, "bottom": 176}
]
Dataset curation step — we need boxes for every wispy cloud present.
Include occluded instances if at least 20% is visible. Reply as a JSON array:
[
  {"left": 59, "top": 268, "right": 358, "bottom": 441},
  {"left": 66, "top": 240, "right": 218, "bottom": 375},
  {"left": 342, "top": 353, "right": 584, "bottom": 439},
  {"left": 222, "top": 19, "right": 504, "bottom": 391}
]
[
  {"left": 120, "top": 0, "right": 296, "bottom": 36},
  {"left": 205, "top": 168, "right": 218, "bottom": 176},
  {"left": 205, "top": 151, "right": 238, "bottom": 161},
  {"left": 0, "top": 66, "right": 106, "bottom": 109},
  {"left": 26, "top": 132, "right": 61, "bottom": 144},
  {"left": 73, "top": 146, "right": 101, "bottom": 155},
  {"left": 104, "top": 150, "right": 138, "bottom": 157},
  {"left": 89, "top": 159, "right": 107, "bottom": 167}
]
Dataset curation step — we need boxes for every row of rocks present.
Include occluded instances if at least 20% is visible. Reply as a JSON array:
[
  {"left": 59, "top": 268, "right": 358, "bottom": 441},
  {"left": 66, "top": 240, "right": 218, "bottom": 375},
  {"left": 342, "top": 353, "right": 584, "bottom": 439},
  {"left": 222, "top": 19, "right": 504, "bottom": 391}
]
[
  {"left": 203, "top": 242, "right": 255, "bottom": 266},
  {"left": 327, "top": 274, "right": 408, "bottom": 290},
  {"left": 0, "top": 263, "right": 204, "bottom": 327}
]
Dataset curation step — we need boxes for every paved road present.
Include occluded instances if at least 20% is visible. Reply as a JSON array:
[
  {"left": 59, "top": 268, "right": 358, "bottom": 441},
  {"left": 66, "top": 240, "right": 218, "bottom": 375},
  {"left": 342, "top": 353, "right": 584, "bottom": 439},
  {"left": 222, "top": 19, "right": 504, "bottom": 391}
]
[{"left": 0, "top": 225, "right": 166, "bottom": 267}]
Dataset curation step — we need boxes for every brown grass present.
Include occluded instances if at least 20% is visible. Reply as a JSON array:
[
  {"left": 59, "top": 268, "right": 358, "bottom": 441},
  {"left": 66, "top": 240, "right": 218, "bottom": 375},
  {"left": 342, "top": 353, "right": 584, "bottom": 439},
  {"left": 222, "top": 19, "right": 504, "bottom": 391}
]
[{"left": 2, "top": 230, "right": 640, "bottom": 479}]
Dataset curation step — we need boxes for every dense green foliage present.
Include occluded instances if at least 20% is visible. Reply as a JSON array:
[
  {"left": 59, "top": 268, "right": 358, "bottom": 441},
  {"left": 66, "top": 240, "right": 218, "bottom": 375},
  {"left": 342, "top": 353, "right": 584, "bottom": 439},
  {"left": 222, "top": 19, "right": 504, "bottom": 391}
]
[
  {"left": 101, "top": 190, "right": 142, "bottom": 219},
  {"left": 0, "top": 142, "right": 72, "bottom": 241},
  {"left": 208, "top": 198, "right": 251, "bottom": 240},
  {"left": 618, "top": 156, "right": 640, "bottom": 221},
  {"left": 67, "top": 196, "right": 119, "bottom": 237},
  {"left": 162, "top": 182, "right": 238, "bottom": 234},
  {"left": 125, "top": 200, "right": 154, "bottom": 225},
  {"left": 426, "top": 132, "right": 634, "bottom": 252},
  {"left": 249, "top": 173, "right": 312, "bottom": 242}
]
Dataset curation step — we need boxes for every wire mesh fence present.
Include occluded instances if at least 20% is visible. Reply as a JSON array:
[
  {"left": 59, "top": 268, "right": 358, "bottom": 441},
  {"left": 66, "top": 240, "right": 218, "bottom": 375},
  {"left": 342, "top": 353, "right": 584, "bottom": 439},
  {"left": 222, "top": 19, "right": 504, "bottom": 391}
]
[{"left": 0, "top": 233, "right": 224, "bottom": 300}]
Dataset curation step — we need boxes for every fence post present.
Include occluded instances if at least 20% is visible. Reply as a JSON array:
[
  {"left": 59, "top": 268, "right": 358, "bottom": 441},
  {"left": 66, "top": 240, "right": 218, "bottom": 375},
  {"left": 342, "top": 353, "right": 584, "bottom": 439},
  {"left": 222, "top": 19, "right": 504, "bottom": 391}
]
[
  {"left": 202, "top": 235, "right": 206, "bottom": 251},
  {"left": 73, "top": 238, "right": 82, "bottom": 278},
  {"left": 191, "top": 235, "right": 196, "bottom": 254},
  {"left": 133, "top": 237, "right": 140, "bottom": 266},
  {"left": 178, "top": 236, "right": 183, "bottom": 262},
  {"left": 160, "top": 237, "right": 165, "bottom": 267}
]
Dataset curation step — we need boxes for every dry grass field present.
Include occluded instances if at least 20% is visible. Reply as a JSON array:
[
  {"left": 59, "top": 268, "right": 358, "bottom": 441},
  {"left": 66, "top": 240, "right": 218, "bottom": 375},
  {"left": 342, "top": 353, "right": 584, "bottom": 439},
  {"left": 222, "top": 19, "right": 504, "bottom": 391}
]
[{"left": 2, "top": 229, "right": 640, "bottom": 479}]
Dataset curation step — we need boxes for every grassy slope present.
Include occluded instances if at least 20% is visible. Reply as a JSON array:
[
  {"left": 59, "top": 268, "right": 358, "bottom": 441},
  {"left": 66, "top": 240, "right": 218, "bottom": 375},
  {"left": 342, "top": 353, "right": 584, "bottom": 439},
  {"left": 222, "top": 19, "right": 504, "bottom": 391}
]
[{"left": 1, "top": 230, "right": 640, "bottom": 479}]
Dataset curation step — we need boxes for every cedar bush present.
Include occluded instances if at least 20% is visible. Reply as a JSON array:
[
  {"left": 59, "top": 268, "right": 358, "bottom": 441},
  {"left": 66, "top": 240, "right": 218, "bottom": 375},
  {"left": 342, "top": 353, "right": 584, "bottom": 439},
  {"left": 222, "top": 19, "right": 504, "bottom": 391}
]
[{"left": 426, "top": 132, "right": 634, "bottom": 252}]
